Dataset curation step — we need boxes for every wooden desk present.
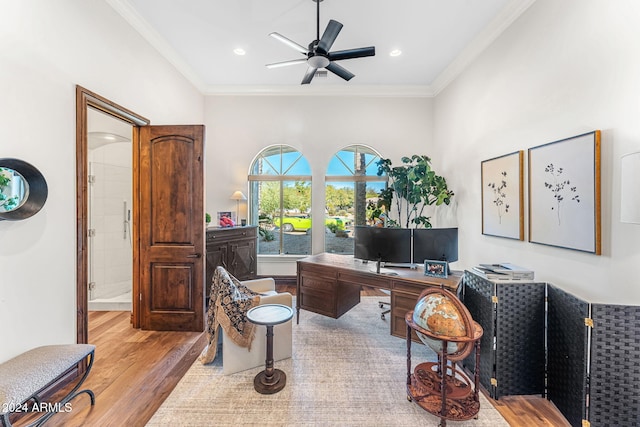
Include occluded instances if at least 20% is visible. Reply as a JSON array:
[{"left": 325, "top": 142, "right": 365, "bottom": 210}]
[{"left": 296, "top": 253, "right": 461, "bottom": 340}]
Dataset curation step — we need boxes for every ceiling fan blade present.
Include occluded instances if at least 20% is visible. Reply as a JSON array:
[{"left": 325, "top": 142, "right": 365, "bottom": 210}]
[
  {"left": 269, "top": 32, "right": 308, "bottom": 54},
  {"left": 316, "top": 19, "right": 343, "bottom": 54},
  {"left": 266, "top": 58, "right": 308, "bottom": 69},
  {"left": 301, "top": 66, "right": 318, "bottom": 85},
  {"left": 328, "top": 46, "right": 376, "bottom": 61},
  {"left": 326, "top": 62, "right": 355, "bottom": 81}
]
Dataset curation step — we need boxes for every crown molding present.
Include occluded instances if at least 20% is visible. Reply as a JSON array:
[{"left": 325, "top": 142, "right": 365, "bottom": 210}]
[
  {"left": 106, "top": 0, "right": 207, "bottom": 92},
  {"left": 201, "top": 84, "right": 434, "bottom": 97},
  {"left": 430, "top": 0, "right": 537, "bottom": 96},
  {"left": 108, "top": 0, "right": 535, "bottom": 98}
]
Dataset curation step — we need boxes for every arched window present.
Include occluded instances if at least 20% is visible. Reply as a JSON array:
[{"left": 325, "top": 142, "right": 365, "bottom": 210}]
[
  {"left": 325, "top": 145, "right": 387, "bottom": 254},
  {"left": 249, "top": 145, "right": 312, "bottom": 255}
]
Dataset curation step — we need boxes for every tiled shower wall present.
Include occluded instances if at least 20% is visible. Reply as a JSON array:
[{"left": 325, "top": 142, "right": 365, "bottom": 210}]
[{"left": 88, "top": 142, "right": 132, "bottom": 300}]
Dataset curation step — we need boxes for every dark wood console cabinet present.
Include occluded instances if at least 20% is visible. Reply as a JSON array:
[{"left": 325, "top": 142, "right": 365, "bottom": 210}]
[
  {"left": 205, "top": 226, "right": 257, "bottom": 298},
  {"left": 296, "top": 253, "right": 461, "bottom": 341}
]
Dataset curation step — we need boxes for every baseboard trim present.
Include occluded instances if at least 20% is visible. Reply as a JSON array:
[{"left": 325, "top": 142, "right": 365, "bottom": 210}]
[{"left": 258, "top": 275, "right": 296, "bottom": 287}]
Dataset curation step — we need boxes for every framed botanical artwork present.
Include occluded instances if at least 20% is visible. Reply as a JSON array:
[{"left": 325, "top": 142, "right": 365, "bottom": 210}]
[
  {"left": 424, "top": 260, "right": 448, "bottom": 278},
  {"left": 481, "top": 151, "right": 524, "bottom": 240},
  {"left": 528, "top": 130, "right": 601, "bottom": 254}
]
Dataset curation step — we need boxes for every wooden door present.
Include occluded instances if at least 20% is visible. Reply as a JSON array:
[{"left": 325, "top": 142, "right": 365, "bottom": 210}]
[{"left": 139, "top": 125, "right": 205, "bottom": 331}]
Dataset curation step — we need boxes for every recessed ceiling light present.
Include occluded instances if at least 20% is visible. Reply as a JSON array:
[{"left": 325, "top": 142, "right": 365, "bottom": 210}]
[
  {"left": 233, "top": 48, "right": 246, "bottom": 56},
  {"left": 390, "top": 49, "right": 402, "bottom": 57}
]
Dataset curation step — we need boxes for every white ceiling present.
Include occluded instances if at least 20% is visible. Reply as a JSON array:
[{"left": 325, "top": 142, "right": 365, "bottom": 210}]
[{"left": 107, "top": 0, "right": 534, "bottom": 96}]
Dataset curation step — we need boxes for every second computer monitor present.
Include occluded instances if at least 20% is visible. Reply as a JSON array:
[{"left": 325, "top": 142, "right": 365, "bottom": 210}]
[{"left": 412, "top": 227, "right": 459, "bottom": 264}]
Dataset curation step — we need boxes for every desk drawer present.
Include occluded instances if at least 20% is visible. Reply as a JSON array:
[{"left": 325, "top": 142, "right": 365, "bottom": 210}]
[
  {"left": 391, "top": 291, "right": 422, "bottom": 342},
  {"left": 299, "top": 288, "right": 336, "bottom": 318},
  {"left": 338, "top": 271, "right": 390, "bottom": 289},
  {"left": 393, "top": 280, "right": 430, "bottom": 295},
  {"left": 300, "top": 275, "right": 336, "bottom": 292},
  {"left": 299, "top": 262, "right": 338, "bottom": 280}
]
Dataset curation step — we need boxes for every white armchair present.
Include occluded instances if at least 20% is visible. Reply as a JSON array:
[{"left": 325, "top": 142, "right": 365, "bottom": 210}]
[{"left": 222, "top": 277, "right": 293, "bottom": 375}]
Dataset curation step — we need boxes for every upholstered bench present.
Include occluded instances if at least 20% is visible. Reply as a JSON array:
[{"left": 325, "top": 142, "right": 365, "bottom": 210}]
[{"left": 0, "top": 344, "right": 95, "bottom": 427}]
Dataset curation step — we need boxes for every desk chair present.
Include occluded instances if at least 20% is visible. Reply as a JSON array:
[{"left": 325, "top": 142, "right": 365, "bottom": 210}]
[{"left": 379, "top": 289, "right": 391, "bottom": 320}]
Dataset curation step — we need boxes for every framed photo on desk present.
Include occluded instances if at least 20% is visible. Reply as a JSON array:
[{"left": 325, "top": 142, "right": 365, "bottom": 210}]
[{"left": 424, "top": 260, "right": 448, "bottom": 278}]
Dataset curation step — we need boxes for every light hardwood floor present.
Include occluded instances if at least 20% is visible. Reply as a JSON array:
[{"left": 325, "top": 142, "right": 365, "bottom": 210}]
[
  {"left": 17, "top": 289, "right": 569, "bottom": 427},
  {"left": 26, "top": 311, "right": 206, "bottom": 427}
]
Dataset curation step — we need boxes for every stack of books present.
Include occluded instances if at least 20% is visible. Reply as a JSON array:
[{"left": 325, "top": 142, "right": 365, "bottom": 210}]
[{"left": 472, "top": 263, "right": 534, "bottom": 280}]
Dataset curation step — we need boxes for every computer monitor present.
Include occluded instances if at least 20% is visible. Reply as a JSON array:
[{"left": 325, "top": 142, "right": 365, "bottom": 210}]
[
  {"left": 354, "top": 226, "right": 411, "bottom": 273},
  {"left": 412, "top": 227, "right": 459, "bottom": 270}
]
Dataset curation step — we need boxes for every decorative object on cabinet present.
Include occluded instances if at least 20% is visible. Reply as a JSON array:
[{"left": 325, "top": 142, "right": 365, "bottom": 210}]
[
  {"left": 0, "top": 158, "right": 48, "bottom": 221},
  {"left": 205, "top": 212, "right": 211, "bottom": 225},
  {"left": 620, "top": 151, "right": 640, "bottom": 224},
  {"left": 405, "top": 287, "right": 483, "bottom": 427},
  {"left": 461, "top": 270, "right": 640, "bottom": 427},
  {"left": 217, "top": 211, "right": 235, "bottom": 227},
  {"left": 206, "top": 226, "right": 257, "bottom": 300},
  {"left": 481, "top": 151, "right": 524, "bottom": 240},
  {"left": 528, "top": 130, "right": 601, "bottom": 254},
  {"left": 230, "top": 190, "right": 247, "bottom": 224}
]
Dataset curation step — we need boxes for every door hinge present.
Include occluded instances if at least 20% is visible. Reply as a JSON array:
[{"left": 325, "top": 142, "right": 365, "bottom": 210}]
[
  {"left": 88, "top": 175, "right": 96, "bottom": 184},
  {"left": 491, "top": 296, "right": 499, "bottom": 304},
  {"left": 490, "top": 378, "right": 498, "bottom": 386},
  {"left": 88, "top": 229, "right": 96, "bottom": 237},
  {"left": 584, "top": 318, "right": 594, "bottom": 328},
  {"left": 582, "top": 420, "right": 590, "bottom": 427},
  {"left": 88, "top": 282, "right": 96, "bottom": 290}
]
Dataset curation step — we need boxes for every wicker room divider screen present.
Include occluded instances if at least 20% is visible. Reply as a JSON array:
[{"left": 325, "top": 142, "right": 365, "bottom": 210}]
[{"left": 461, "top": 270, "right": 640, "bottom": 427}]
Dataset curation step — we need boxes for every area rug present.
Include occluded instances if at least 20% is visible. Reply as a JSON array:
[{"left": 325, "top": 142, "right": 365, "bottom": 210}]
[{"left": 147, "top": 297, "right": 508, "bottom": 427}]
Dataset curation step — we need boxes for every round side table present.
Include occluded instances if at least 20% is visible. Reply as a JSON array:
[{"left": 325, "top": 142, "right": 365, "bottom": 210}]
[{"left": 246, "top": 303, "right": 294, "bottom": 394}]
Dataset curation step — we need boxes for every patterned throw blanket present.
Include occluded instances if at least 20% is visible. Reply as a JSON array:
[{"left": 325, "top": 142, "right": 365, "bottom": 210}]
[{"left": 199, "top": 267, "right": 261, "bottom": 365}]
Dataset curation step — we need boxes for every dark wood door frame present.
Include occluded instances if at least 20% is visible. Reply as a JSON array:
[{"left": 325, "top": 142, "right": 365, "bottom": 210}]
[{"left": 76, "top": 86, "right": 149, "bottom": 344}]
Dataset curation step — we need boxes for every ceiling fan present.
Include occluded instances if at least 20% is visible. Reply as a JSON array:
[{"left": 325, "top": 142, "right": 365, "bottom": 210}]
[{"left": 266, "top": 0, "right": 375, "bottom": 85}]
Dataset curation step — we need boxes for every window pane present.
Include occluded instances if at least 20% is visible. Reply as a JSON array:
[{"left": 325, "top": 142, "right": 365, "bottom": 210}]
[
  {"left": 250, "top": 145, "right": 312, "bottom": 256},
  {"left": 250, "top": 145, "right": 311, "bottom": 176},
  {"left": 326, "top": 145, "right": 381, "bottom": 177},
  {"left": 324, "top": 145, "right": 387, "bottom": 255},
  {"left": 324, "top": 181, "right": 387, "bottom": 254},
  {"left": 251, "top": 178, "right": 312, "bottom": 255},
  {"left": 279, "top": 180, "right": 312, "bottom": 254}
]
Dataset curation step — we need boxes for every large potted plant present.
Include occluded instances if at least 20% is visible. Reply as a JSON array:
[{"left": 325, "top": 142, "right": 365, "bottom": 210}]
[{"left": 376, "top": 155, "right": 454, "bottom": 228}]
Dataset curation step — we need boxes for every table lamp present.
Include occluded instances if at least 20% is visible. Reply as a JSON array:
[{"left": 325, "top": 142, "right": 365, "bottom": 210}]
[
  {"left": 230, "top": 190, "right": 247, "bottom": 224},
  {"left": 621, "top": 151, "right": 640, "bottom": 224}
]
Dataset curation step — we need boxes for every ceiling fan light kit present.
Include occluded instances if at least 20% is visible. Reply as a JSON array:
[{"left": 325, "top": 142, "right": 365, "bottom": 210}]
[{"left": 266, "top": 0, "right": 375, "bottom": 85}]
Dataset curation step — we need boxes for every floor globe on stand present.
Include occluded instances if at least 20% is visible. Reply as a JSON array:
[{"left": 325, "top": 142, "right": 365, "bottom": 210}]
[
  {"left": 412, "top": 287, "right": 476, "bottom": 361},
  {"left": 405, "top": 287, "right": 483, "bottom": 427}
]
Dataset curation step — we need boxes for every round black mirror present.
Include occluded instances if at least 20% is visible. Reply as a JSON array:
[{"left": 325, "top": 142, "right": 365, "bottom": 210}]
[{"left": 0, "top": 158, "right": 48, "bottom": 221}]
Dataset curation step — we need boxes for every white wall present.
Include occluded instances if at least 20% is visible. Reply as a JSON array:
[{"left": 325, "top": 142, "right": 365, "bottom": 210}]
[
  {"left": 434, "top": 0, "right": 640, "bottom": 304},
  {"left": 0, "top": 0, "right": 204, "bottom": 362},
  {"left": 203, "top": 95, "right": 435, "bottom": 274}
]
